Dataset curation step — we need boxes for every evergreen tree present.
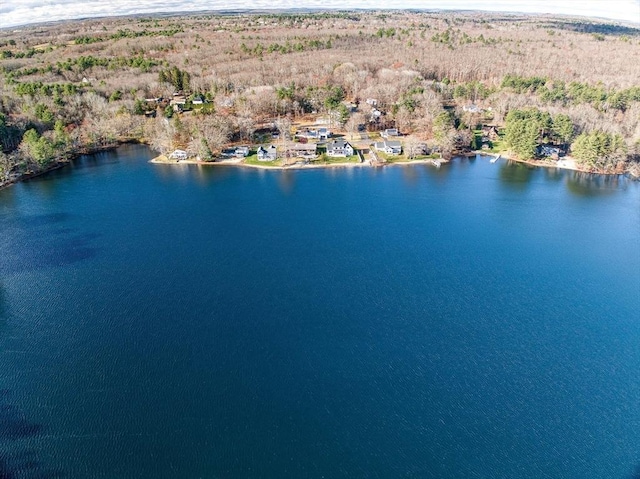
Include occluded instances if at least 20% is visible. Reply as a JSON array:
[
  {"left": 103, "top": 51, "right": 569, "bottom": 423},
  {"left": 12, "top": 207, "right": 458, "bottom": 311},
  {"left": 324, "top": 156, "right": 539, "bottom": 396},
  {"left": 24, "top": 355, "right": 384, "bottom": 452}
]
[
  {"left": 571, "top": 131, "right": 627, "bottom": 168},
  {"left": 551, "top": 114, "right": 574, "bottom": 147}
]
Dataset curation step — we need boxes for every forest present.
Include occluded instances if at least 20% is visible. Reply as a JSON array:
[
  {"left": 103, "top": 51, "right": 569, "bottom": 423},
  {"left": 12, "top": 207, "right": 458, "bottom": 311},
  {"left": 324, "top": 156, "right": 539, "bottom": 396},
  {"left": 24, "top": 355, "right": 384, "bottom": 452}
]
[{"left": 1, "top": 10, "right": 640, "bottom": 184}]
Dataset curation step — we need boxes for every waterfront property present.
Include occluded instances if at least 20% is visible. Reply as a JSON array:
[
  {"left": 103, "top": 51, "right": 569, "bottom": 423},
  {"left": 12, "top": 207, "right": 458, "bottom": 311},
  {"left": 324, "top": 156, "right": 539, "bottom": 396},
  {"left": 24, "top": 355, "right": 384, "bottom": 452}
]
[
  {"left": 326, "top": 139, "right": 354, "bottom": 157},
  {"left": 285, "top": 143, "right": 318, "bottom": 159},
  {"left": 169, "top": 149, "right": 188, "bottom": 160},
  {"left": 234, "top": 146, "right": 250, "bottom": 158},
  {"left": 374, "top": 140, "right": 402, "bottom": 155},
  {"left": 257, "top": 145, "right": 278, "bottom": 161}
]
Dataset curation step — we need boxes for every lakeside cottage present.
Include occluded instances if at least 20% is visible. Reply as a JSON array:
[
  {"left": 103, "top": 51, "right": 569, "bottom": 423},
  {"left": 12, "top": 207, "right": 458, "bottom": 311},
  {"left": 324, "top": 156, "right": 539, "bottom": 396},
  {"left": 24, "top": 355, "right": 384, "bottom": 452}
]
[
  {"left": 538, "top": 145, "right": 563, "bottom": 160},
  {"left": 482, "top": 125, "right": 500, "bottom": 141},
  {"left": 257, "top": 145, "right": 278, "bottom": 161},
  {"left": 286, "top": 144, "right": 318, "bottom": 159},
  {"left": 234, "top": 146, "right": 250, "bottom": 158},
  {"left": 326, "top": 139, "right": 354, "bottom": 157},
  {"left": 374, "top": 140, "right": 402, "bottom": 155},
  {"left": 169, "top": 149, "right": 188, "bottom": 160}
]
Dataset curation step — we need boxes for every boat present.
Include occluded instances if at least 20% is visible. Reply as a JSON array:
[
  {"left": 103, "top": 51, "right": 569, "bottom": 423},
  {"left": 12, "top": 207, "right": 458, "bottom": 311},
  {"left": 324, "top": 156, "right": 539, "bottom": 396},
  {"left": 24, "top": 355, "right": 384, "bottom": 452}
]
[{"left": 490, "top": 155, "right": 500, "bottom": 163}]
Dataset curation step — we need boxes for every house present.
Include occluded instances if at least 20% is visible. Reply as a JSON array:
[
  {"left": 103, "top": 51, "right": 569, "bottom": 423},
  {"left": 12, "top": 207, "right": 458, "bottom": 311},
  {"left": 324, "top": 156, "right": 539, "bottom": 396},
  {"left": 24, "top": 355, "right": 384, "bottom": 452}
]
[
  {"left": 326, "top": 140, "right": 354, "bottom": 157},
  {"left": 170, "top": 96, "right": 186, "bottom": 106},
  {"left": 296, "top": 129, "right": 317, "bottom": 140},
  {"left": 169, "top": 149, "right": 188, "bottom": 160},
  {"left": 369, "top": 109, "right": 382, "bottom": 123},
  {"left": 286, "top": 144, "right": 318, "bottom": 159},
  {"left": 366, "top": 98, "right": 378, "bottom": 106},
  {"left": 538, "top": 145, "right": 563, "bottom": 160},
  {"left": 463, "top": 104, "right": 483, "bottom": 113},
  {"left": 234, "top": 146, "right": 250, "bottom": 158},
  {"left": 257, "top": 145, "right": 278, "bottom": 161},
  {"left": 317, "top": 128, "right": 331, "bottom": 140},
  {"left": 481, "top": 125, "right": 500, "bottom": 141},
  {"left": 381, "top": 128, "right": 400, "bottom": 139},
  {"left": 374, "top": 140, "right": 402, "bottom": 155}
]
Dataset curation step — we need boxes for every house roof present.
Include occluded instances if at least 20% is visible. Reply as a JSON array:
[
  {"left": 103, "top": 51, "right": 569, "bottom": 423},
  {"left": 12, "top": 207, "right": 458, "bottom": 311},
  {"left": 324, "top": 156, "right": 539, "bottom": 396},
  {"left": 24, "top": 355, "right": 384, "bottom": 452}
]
[
  {"left": 327, "top": 139, "right": 351, "bottom": 149},
  {"left": 288, "top": 144, "right": 317, "bottom": 151}
]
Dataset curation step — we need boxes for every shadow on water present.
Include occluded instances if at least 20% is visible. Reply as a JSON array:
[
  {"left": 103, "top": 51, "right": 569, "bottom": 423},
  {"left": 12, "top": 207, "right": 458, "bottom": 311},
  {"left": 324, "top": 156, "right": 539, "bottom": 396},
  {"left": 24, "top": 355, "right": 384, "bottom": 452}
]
[
  {"left": 0, "top": 213, "right": 99, "bottom": 275},
  {"left": 543, "top": 167, "right": 564, "bottom": 183},
  {"left": 499, "top": 161, "right": 535, "bottom": 190},
  {"left": 277, "top": 170, "right": 297, "bottom": 195},
  {"left": 0, "top": 391, "right": 63, "bottom": 478},
  {"left": 565, "top": 172, "right": 627, "bottom": 197}
]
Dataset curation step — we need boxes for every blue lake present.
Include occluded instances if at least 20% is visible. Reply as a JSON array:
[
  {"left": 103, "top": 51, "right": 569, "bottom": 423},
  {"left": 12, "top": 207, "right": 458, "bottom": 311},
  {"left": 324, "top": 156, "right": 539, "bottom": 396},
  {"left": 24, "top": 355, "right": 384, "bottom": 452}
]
[{"left": 1, "top": 144, "right": 639, "bottom": 478}]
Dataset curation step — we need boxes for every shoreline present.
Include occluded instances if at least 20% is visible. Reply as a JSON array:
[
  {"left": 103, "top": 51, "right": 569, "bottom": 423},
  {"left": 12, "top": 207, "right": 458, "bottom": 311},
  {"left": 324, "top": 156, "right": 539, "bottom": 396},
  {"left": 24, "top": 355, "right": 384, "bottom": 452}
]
[
  {"left": 474, "top": 150, "right": 629, "bottom": 176},
  {"left": 0, "top": 142, "right": 132, "bottom": 191},
  {"left": 1, "top": 142, "right": 634, "bottom": 191},
  {"left": 149, "top": 154, "right": 450, "bottom": 171}
]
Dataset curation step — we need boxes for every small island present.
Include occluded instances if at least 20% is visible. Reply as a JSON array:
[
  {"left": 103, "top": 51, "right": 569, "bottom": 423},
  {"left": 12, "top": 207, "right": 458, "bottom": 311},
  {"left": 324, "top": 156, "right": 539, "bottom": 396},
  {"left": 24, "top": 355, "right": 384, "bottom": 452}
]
[{"left": 1, "top": 10, "right": 639, "bottom": 187}]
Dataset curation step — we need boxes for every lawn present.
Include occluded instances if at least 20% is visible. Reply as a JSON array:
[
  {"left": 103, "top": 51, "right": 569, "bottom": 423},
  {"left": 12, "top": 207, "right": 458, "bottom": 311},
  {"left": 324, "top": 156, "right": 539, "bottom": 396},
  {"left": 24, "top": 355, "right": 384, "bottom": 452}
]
[
  {"left": 243, "top": 154, "right": 282, "bottom": 167},
  {"left": 312, "top": 154, "right": 361, "bottom": 164}
]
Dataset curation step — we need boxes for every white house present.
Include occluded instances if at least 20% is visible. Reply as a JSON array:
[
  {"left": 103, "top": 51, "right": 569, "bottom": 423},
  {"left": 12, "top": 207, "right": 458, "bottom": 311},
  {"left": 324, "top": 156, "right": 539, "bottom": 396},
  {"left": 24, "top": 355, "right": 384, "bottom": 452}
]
[
  {"left": 257, "top": 145, "right": 278, "bottom": 161},
  {"left": 169, "top": 149, "right": 188, "bottom": 160},
  {"left": 370, "top": 109, "right": 382, "bottom": 123},
  {"left": 317, "top": 128, "right": 331, "bottom": 140},
  {"left": 326, "top": 140, "right": 354, "bottom": 157},
  {"left": 463, "top": 104, "right": 483, "bottom": 113},
  {"left": 234, "top": 146, "right": 250, "bottom": 158},
  {"left": 374, "top": 140, "right": 402, "bottom": 155},
  {"left": 381, "top": 128, "right": 399, "bottom": 139},
  {"left": 295, "top": 129, "right": 318, "bottom": 140}
]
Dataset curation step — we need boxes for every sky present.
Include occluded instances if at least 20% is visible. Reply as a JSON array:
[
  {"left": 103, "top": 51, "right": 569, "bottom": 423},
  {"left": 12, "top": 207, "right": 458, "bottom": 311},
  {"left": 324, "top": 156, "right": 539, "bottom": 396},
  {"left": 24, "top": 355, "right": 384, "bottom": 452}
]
[{"left": 1, "top": 0, "right": 639, "bottom": 29}]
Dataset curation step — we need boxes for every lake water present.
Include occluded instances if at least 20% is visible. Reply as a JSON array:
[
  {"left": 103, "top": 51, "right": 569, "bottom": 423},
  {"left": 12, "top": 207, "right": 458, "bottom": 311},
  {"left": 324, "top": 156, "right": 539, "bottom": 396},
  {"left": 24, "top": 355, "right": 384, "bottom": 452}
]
[{"left": 1, "top": 144, "right": 639, "bottom": 478}]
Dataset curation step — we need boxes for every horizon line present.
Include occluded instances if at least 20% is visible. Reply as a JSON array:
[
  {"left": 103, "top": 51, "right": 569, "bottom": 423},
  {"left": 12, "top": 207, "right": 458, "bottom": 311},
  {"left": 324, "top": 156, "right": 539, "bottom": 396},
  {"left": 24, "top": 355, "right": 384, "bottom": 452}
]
[{"left": 2, "top": 7, "right": 639, "bottom": 30}]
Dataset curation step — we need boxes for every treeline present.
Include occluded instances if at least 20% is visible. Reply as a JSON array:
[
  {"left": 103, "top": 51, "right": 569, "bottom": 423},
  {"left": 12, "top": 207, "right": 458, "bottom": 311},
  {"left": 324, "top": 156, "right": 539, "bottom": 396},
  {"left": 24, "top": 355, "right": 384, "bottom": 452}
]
[
  {"left": 572, "top": 132, "right": 627, "bottom": 168},
  {"left": 74, "top": 27, "right": 184, "bottom": 44},
  {"left": 505, "top": 108, "right": 574, "bottom": 159},
  {"left": 431, "top": 28, "right": 501, "bottom": 47},
  {"left": 504, "top": 107, "right": 629, "bottom": 171},
  {"left": 501, "top": 74, "right": 640, "bottom": 111},
  {"left": 239, "top": 38, "right": 333, "bottom": 57},
  {"left": 158, "top": 66, "right": 191, "bottom": 91},
  {"left": 5, "top": 55, "right": 162, "bottom": 81}
]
